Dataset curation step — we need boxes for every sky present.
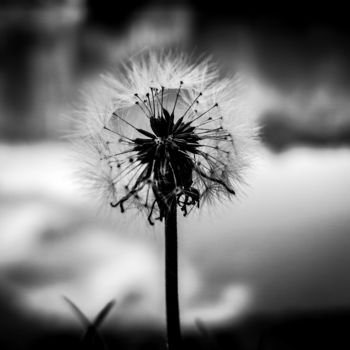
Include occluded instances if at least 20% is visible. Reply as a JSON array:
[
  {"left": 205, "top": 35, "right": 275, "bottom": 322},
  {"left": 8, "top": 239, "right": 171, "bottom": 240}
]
[
  {"left": 1, "top": 0, "right": 350, "bottom": 334},
  {"left": 1, "top": 135, "right": 350, "bottom": 330}
]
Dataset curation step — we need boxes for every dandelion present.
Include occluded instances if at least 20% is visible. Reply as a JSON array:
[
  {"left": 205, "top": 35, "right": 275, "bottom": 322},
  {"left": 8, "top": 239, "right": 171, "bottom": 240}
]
[{"left": 72, "top": 52, "right": 257, "bottom": 350}]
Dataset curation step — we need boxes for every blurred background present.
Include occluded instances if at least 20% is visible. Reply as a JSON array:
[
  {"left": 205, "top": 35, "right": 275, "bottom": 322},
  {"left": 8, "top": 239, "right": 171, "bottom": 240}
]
[{"left": 1, "top": 1, "right": 350, "bottom": 349}]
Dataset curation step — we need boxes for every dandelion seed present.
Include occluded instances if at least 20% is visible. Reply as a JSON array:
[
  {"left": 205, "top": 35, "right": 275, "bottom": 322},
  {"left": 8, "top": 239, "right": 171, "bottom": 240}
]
[{"left": 73, "top": 52, "right": 257, "bottom": 225}]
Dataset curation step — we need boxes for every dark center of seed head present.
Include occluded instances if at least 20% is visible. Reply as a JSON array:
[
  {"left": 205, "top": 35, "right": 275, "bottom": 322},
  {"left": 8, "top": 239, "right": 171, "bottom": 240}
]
[{"left": 155, "top": 136, "right": 170, "bottom": 145}]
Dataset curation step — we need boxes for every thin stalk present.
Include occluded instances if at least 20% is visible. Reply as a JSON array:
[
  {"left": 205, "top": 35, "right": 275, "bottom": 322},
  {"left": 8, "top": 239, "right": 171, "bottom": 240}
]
[{"left": 165, "top": 197, "right": 181, "bottom": 350}]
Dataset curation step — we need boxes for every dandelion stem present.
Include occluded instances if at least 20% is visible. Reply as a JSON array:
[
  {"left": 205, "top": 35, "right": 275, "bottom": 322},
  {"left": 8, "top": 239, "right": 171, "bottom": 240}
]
[{"left": 165, "top": 197, "right": 181, "bottom": 350}]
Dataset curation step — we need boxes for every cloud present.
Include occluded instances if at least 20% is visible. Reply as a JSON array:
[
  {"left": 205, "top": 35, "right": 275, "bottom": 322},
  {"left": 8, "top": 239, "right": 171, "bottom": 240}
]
[{"left": 1, "top": 143, "right": 350, "bottom": 328}]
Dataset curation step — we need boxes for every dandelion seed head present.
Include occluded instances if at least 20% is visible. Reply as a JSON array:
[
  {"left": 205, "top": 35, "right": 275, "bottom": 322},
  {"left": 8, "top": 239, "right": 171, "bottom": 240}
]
[{"left": 72, "top": 52, "right": 258, "bottom": 225}]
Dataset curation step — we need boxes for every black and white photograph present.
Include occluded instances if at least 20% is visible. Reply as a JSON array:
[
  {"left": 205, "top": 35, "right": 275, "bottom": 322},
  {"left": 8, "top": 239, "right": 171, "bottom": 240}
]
[{"left": 1, "top": 1, "right": 350, "bottom": 349}]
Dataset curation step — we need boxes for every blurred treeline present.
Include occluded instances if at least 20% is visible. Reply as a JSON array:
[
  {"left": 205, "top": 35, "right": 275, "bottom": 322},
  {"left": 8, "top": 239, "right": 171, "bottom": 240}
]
[{"left": 1, "top": 0, "right": 350, "bottom": 145}]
